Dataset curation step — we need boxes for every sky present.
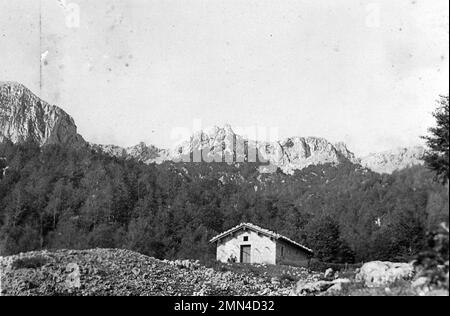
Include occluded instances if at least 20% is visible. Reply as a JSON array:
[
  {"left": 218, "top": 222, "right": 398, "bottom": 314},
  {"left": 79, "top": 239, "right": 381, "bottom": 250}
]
[{"left": 0, "top": 0, "right": 448, "bottom": 156}]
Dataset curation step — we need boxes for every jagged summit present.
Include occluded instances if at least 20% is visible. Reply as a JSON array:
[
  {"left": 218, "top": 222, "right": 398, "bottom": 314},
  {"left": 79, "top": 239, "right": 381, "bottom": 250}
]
[
  {"left": 359, "top": 146, "right": 425, "bottom": 174},
  {"left": 258, "top": 136, "right": 357, "bottom": 174},
  {"left": 0, "top": 83, "right": 426, "bottom": 174},
  {"left": 0, "top": 82, "right": 85, "bottom": 147},
  {"left": 164, "top": 125, "right": 359, "bottom": 173},
  {"left": 95, "top": 126, "right": 425, "bottom": 175}
]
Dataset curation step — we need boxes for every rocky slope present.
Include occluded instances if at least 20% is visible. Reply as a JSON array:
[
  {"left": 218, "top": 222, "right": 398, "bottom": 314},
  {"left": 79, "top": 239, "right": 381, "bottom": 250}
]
[
  {"left": 0, "top": 82, "right": 85, "bottom": 147},
  {"left": 257, "top": 136, "right": 357, "bottom": 174},
  {"left": 0, "top": 249, "right": 313, "bottom": 296},
  {"left": 1, "top": 248, "right": 445, "bottom": 296},
  {"left": 359, "top": 146, "right": 426, "bottom": 174}
]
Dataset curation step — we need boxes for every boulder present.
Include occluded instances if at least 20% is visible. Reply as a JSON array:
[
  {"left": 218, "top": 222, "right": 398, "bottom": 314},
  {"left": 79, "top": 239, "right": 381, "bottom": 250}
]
[
  {"left": 411, "top": 277, "right": 428, "bottom": 289},
  {"left": 356, "top": 261, "right": 414, "bottom": 287},
  {"left": 332, "top": 278, "right": 351, "bottom": 285},
  {"left": 295, "top": 277, "right": 353, "bottom": 295},
  {"left": 425, "top": 289, "right": 449, "bottom": 296},
  {"left": 131, "top": 268, "right": 140, "bottom": 276},
  {"left": 170, "top": 259, "right": 201, "bottom": 270},
  {"left": 326, "top": 278, "right": 351, "bottom": 293},
  {"left": 271, "top": 277, "right": 281, "bottom": 285},
  {"left": 327, "top": 283, "right": 343, "bottom": 293},
  {"left": 324, "top": 268, "right": 334, "bottom": 278},
  {"left": 296, "top": 280, "right": 333, "bottom": 295}
]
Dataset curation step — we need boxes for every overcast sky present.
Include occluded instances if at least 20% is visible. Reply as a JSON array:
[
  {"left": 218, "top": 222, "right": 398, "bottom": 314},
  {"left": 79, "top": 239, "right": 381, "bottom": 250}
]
[{"left": 0, "top": 0, "right": 448, "bottom": 155}]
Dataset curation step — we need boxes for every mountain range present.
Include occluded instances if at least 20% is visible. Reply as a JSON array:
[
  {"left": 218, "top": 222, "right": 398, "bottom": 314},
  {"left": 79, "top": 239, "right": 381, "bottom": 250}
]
[{"left": 0, "top": 81, "right": 426, "bottom": 174}]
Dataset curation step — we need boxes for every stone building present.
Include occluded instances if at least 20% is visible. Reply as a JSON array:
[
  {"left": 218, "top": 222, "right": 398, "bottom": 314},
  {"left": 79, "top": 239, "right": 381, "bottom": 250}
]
[{"left": 210, "top": 223, "right": 313, "bottom": 266}]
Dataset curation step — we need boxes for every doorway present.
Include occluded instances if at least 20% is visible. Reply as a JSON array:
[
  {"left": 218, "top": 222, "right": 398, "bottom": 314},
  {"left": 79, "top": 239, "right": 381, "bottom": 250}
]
[{"left": 240, "top": 245, "right": 251, "bottom": 263}]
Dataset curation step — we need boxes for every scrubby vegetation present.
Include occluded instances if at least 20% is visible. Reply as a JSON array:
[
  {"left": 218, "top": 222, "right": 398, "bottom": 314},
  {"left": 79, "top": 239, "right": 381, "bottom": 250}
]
[
  {"left": 414, "top": 223, "right": 449, "bottom": 290},
  {"left": 11, "top": 256, "right": 48, "bottom": 270},
  {"left": 0, "top": 138, "right": 448, "bottom": 264}
]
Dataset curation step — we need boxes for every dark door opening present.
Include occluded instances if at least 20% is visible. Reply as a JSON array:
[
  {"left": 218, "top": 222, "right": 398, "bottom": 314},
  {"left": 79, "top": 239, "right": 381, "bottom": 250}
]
[{"left": 240, "top": 245, "right": 251, "bottom": 263}]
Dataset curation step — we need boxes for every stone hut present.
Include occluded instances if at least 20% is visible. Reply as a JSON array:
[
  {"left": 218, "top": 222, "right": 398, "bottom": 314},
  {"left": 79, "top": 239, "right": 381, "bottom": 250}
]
[{"left": 210, "top": 223, "right": 313, "bottom": 266}]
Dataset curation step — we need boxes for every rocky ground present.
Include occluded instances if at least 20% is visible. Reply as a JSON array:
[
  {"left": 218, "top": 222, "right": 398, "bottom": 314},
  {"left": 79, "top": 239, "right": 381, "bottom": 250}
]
[
  {"left": 0, "top": 248, "right": 448, "bottom": 296},
  {"left": 0, "top": 249, "right": 312, "bottom": 296}
]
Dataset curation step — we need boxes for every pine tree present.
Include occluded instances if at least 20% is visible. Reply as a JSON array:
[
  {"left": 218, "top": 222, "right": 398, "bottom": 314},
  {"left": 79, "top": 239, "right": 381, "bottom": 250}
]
[
  {"left": 305, "top": 215, "right": 355, "bottom": 263},
  {"left": 0, "top": 157, "right": 6, "bottom": 180},
  {"left": 423, "top": 95, "right": 449, "bottom": 183}
]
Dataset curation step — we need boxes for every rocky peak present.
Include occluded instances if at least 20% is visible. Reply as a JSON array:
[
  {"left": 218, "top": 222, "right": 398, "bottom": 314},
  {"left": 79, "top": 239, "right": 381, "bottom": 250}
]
[
  {"left": 125, "top": 142, "right": 170, "bottom": 164},
  {"left": 90, "top": 142, "right": 170, "bottom": 164},
  {"left": 258, "top": 137, "right": 356, "bottom": 174},
  {"left": 334, "top": 142, "right": 357, "bottom": 162},
  {"left": 169, "top": 125, "right": 358, "bottom": 173},
  {"left": 90, "top": 143, "right": 128, "bottom": 158},
  {"left": 0, "top": 82, "right": 85, "bottom": 147},
  {"left": 89, "top": 122, "right": 425, "bottom": 175},
  {"left": 171, "top": 125, "right": 243, "bottom": 162},
  {"left": 359, "top": 146, "right": 425, "bottom": 174}
]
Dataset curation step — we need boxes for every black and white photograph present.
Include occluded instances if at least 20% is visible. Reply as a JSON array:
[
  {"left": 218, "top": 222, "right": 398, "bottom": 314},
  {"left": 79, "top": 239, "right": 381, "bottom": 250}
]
[{"left": 0, "top": 0, "right": 448, "bottom": 302}]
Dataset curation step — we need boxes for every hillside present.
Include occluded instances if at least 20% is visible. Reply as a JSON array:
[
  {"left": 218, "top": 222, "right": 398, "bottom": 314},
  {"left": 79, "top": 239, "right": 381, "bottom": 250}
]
[
  {"left": 0, "top": 248, "right": 311, "bottom": 296},
  {"left": 0, "top": 82, "right": 447, "bottom": 266},
  {"left": 2, "top": 248, "right": 447, "bottom": 296},
  {"left": 0, "top": 141, "right": 448, "bottom": 263}
]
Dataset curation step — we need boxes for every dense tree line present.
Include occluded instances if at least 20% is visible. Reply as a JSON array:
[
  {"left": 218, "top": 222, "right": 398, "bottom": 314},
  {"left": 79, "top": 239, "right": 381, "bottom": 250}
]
[{"left": 0, "top": 140, "right": 448, "bottom": 263}]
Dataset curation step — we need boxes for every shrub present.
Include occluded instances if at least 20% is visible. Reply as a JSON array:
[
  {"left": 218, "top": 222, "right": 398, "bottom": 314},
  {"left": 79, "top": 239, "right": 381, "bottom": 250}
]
[
  {"left": 279, "top": 273, "right": 296, "bottom": 282},
  {"left": 11, "top": 256, "right": 48, "bottom": 270},
  {"left": 414, "top": 222, "right": 449, "bottom": 290},
  {"left": 277, "top": 258, "right": 310, "bottom": 268},
  {"left": 218, "top": 265, "right": 230, "bottom": 273},
  {"left": 308, "top": 259, "right": 362, "bottom": 272}
]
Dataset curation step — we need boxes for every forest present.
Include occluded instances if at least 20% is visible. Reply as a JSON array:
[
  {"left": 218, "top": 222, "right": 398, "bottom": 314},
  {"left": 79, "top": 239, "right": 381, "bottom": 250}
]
[{"left": 0, "top": 139, "right": 448, "bottom": 264}]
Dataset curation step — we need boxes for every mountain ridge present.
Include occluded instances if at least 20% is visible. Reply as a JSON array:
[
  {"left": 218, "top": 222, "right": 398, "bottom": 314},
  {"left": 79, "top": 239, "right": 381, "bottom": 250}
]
[
  {"left": 0, "top": 82, "right": 425, "bottom": 174},
  {"left": 358, "top": 146, "right": 426, "bottom": 174}
]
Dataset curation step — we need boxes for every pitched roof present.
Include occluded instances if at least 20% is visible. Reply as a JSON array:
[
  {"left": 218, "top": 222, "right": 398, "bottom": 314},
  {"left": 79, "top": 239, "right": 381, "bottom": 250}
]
[{"left": 209, "top": 223, "right": 313, "bottom": 254}]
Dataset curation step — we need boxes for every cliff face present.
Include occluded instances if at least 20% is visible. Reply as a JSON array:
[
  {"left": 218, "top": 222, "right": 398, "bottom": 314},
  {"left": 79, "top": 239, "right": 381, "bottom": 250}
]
[
  {"left": 0, "top": 82, "right": 85, "bottom": 147},
  {"left": 359, "top": 146, "right": 426, "bottom": 174},
  {"left": 258, "top": 137, "right": 358, "bottom": 174}
]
